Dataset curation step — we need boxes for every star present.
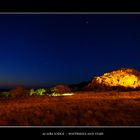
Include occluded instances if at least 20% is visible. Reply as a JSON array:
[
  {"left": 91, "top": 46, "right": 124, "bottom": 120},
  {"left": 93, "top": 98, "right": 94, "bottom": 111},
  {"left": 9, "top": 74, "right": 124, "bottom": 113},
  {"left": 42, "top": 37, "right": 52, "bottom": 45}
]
[{"left": 85, "top": 20, "right": 89, "bottom": 24}]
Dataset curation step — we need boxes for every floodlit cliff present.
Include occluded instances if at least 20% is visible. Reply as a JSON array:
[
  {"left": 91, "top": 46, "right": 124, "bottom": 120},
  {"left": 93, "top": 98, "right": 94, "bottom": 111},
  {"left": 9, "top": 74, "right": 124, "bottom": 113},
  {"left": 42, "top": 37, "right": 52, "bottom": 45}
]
[{"left": 88, "top": 68, "right": 140, "bottom": 90}]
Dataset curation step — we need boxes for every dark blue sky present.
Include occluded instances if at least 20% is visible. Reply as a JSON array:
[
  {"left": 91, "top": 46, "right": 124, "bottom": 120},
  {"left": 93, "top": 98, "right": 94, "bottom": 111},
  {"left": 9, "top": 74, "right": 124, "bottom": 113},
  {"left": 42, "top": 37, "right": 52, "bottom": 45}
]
[{"left": 0, "top": 14, "right": 140, "bottom": 88}]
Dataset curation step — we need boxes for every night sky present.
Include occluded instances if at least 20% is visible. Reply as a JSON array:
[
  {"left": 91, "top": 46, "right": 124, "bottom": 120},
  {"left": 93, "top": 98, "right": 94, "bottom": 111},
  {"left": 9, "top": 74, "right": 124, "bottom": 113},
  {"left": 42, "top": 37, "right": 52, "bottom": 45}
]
[{"left": 0, "top": 14, "right": 140, "bottom": 88}]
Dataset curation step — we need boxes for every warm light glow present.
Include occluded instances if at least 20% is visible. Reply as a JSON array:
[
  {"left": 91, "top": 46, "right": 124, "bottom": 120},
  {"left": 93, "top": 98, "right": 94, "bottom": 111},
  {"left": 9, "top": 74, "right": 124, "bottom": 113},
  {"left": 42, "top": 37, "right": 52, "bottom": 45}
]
[
  {"left": 49, "top": 93, "right": 74, "bottom": 96},
  {"left": 93, "top": 68, "right": 140, "bottom": 88}
]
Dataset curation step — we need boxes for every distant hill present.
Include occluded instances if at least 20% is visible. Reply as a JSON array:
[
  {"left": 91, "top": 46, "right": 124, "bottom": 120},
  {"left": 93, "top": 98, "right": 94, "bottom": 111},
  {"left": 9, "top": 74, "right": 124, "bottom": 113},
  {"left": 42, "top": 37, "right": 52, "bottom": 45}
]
[
  {"left": 87, "top": 68, "right": 140, "bottom": 91},
  {"left": 69, "top": 81, "right": 91, "bottom": 91}
]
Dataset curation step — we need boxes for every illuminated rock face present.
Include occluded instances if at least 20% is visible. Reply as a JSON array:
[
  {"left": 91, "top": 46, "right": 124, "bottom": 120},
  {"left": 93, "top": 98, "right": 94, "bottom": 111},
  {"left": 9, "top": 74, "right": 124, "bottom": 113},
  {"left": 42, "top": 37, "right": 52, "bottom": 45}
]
[{"left": 90, "top": 68, "right": 140, "bottom": 90}]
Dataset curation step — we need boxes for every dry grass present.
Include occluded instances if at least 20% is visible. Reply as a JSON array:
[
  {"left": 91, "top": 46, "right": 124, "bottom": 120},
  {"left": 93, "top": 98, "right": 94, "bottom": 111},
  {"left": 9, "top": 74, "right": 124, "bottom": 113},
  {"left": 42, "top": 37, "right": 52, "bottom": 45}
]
[{"left": 0, "top": 91, "right": 140, "bottom": 126}]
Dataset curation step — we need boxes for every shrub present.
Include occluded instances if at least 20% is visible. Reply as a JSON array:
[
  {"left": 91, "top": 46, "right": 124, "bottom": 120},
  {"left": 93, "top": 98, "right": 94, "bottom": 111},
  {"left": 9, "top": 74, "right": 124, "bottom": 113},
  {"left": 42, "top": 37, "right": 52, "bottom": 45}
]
[
  {"left": 9, "top": 86, "right": 27, "bottom": 98},
  {"left": 0, "top": 92, "right": 10, "bottom": 98},
  {"left": 50, "top": 85, "right": 71, "bottom": 94},
  {"left": 29, "top": 88, "right": 46, "bottom": 96}
]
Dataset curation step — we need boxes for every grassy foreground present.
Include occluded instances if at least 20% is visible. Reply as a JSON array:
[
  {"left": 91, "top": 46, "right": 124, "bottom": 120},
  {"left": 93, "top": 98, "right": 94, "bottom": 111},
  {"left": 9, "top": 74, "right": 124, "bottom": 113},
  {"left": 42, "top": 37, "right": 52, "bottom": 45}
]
[{"left": 0, "top": 91, "right": 140, "bottom": 126}]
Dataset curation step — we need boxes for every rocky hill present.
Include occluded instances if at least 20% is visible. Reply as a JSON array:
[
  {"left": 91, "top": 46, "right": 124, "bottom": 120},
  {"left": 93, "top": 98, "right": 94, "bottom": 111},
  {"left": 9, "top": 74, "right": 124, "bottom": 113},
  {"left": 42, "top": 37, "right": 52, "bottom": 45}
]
[{"left": 87, "top": 68, "right": 140, "bottom": 91}]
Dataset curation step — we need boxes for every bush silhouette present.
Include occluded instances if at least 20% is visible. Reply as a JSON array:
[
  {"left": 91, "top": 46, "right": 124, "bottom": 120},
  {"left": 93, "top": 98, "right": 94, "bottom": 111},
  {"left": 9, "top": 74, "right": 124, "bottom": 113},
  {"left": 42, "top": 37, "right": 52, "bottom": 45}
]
[
  {"left": 51, "top": 85, "right": 71, "bottom": 94},
  {"left": 9, "top": 86, "right": 27, "bottom": 98}
]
